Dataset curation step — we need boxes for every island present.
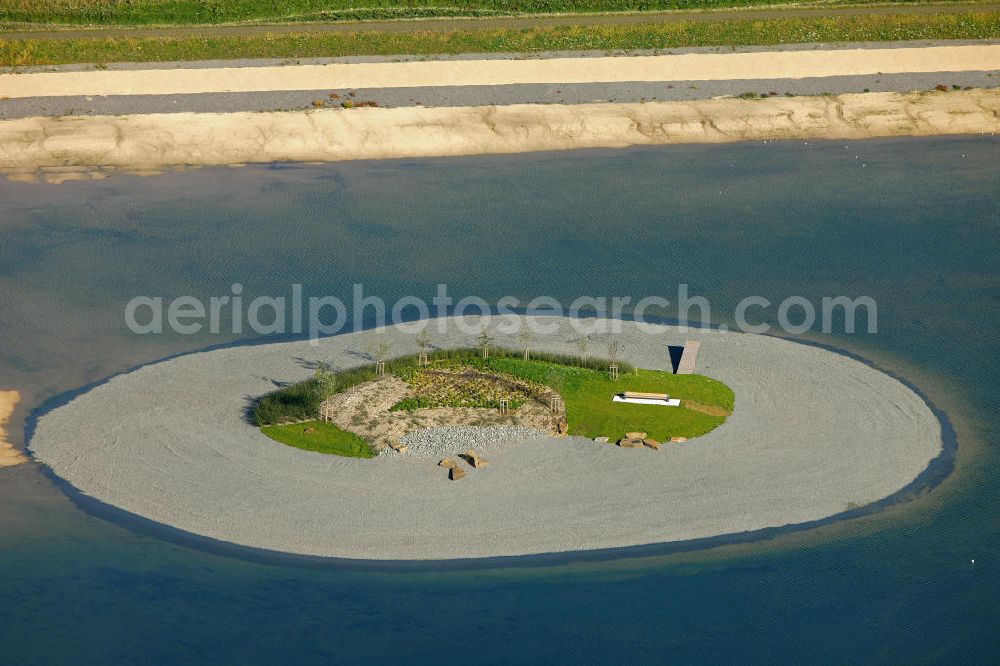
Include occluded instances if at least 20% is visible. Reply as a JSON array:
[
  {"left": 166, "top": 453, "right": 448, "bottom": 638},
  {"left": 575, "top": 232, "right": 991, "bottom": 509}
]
[{"left": 28, "top": 316, "right": 943, "bottom": 561}]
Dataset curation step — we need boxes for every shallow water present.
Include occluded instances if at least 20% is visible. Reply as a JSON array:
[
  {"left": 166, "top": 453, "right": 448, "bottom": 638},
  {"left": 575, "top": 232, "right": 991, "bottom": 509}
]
[{"left": 1, "top": 137, "right": 998, "bottom": 662}]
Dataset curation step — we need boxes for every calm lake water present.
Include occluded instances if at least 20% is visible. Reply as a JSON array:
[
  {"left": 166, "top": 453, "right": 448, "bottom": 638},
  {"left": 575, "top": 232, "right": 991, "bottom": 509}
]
[{"left": 1, "top": 137, "right": 998, "bottom": 663}]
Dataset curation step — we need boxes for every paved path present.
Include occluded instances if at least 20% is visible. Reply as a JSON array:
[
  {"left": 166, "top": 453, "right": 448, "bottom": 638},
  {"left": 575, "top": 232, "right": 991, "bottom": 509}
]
[{"left": 3, "top": 44, "right": 999, "bottom": 99}]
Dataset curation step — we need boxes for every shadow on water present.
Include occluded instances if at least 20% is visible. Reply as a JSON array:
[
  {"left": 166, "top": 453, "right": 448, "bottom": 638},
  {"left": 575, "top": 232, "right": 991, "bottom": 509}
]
[{"left": 23, "top": 313, "right": 958, "bottom": 573}]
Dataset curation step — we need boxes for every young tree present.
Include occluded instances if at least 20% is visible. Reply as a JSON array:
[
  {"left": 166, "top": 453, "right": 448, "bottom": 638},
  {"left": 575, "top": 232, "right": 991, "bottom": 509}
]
[
  {"left": 314, "top": 361, "right": 338, "bottom": 397},
  {"left": 477, "top": 326, "right": 495, "bottom": 359},
  {"left": 606, "top": 339, "right": 624, "bottom": 364},
  {"left": 517, "top": 330, "right": 533, "bottom": 360},
  {"left": 415, "top": 327, "right": 432, "bottom": 365},
  {"left": 367, "top": 335, "right": 393, "bottom": 363},
  {"left": 416, "top": 327, "right": 432, "bottom": 355},
  {"left": 573, "top": 336, "right": 589, "bottom": 364},
  {"left": 606, "top": 339, "right": 624, "bottom": 380}
]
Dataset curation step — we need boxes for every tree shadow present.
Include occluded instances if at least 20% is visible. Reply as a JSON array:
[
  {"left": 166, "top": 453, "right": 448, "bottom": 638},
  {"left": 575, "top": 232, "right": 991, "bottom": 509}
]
[
  {"left": 668, "top": 345, "right": 685, "bottom": 374},
  {"left": 344, "top": 348, "right": 374, "bottom": 362},
  {"left": 292, "top": 356, "right": 323, "bottom": 370},
  {"left": 241, "top": 394, "right": 260, "bottom": 425},
  {"left": 251, "top": 374, "right": 293, "bottom": 389}
]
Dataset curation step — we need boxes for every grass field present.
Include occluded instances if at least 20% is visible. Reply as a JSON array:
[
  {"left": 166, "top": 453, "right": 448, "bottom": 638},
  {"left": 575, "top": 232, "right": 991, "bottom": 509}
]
[
  {"left": 261, "top": 420, "right": 377, "bottom": 457},
  {"left": 2, "top": 11, "right": 997, "bottom": 66},
  {"left": 0, "top": 0, "right": 977, "bottom": 26},
  {"left": 489, "top": 357, "right": 734, "bottom": 440}
]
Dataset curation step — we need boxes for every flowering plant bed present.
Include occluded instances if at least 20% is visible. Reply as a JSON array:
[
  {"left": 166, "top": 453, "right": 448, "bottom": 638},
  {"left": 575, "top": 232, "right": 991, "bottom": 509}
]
[{"left": 390, "top": 366, "right": 547, "bottom": 411}]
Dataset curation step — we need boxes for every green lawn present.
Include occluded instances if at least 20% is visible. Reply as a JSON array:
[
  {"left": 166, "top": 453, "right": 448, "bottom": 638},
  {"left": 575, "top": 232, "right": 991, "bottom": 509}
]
[
  {"left": 260, "top": 420, "right": 376, "bottom": 457},
  {"left": 0, "top": 0, "right": 975, "bottom": 26},
  {"left": 3, "top": 12, "right": 998, "bottom": 66},
  {"left": 487, "top": 357, "right": 734, "bottom": 441}
]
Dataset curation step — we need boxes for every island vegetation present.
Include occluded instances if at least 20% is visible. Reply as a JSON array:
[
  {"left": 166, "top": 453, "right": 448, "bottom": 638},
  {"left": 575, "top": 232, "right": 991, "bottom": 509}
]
[{"left": 254, "top": 342, "right": 734, "bottom": 456}]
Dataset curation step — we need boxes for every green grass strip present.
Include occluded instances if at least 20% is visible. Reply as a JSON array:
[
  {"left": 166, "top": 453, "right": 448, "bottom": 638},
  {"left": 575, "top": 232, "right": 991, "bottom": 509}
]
[
  {"left": 261, "top": 420, "right": 377, "bottom": 457},
  {"left": 0, "top": 0, "right": 980, "bottom": 27},
  {"left": 2, "top": 12, "right": 998, "bottom": 66}
]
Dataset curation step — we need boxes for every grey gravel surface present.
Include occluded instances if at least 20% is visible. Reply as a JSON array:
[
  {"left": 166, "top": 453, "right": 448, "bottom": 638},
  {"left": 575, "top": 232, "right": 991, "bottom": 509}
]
[
  {"left": 395, "top": 425, "right": 549, "bottom": 458},
  {"left": 4, "top": 71, "right": 998, "bottom": 119},
  {"left": 29, "top": 316, "right": 942, "bottom": 560}
]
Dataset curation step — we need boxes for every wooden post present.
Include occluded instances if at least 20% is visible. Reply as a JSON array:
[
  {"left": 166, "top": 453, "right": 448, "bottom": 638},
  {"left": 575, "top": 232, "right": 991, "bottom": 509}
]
[
  {"left": 499, "top": 398, "right": 509, "bottom": 415},
  {"left": 482, "top": 347, "right": 489, "bottom": 359},
  {"left": 550, "top": 395, "right": 563, "bottom": 413},
  {"left": 609, "top": 363, "right": 619, "bottom": 380},
  {"left": 418, "top": 352, "right": 428, "bottom": 367},
  {"left": 376, "top": 359, "right": 385, "bottom": 377}
]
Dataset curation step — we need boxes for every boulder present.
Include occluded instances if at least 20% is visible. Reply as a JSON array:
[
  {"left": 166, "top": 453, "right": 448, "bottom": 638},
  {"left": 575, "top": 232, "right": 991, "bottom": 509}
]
[
  {"left": 593, "top": 436, "right": 610, "bottom": 444},
  {"left": 462, "top": 450, "right": 489, "bottom": 469},
  {"left": 670, "top": 437, "right": 688, "bottom": 443},
  {"left": 449, "top": 466, "right": 466, "bottom": 480},
  {"left": 618, "top": 438, "right": 644, "bottom": 448},
  {"left": 625, "top": 431, "right": 648, "bottom": 440},
  {"left": 643, "top": 439, "right": 661, "bottom": 451}
]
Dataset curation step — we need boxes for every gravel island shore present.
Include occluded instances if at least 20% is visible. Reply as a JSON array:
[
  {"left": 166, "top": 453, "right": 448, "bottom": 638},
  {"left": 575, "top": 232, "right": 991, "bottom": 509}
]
[{"left": 29, "top": 317, "right": 943, "bottom": 561}]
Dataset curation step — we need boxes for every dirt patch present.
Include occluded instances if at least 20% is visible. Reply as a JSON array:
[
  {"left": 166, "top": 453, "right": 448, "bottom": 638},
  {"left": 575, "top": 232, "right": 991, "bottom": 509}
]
[
  {"left": 319, "top": 373, "right": 564, "bottom": 452},
  {"left": 684, "top": 401, "right": 732, "bottom": 417}
]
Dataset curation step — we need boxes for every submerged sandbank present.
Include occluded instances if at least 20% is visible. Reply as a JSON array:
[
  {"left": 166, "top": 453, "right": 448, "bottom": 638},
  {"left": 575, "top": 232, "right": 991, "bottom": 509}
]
[
  {"left": 28, "top": 317, "right": 943, "bottom": 560},
  {"left": 2, "top": 89, "right": 998, "bottom": 181},
  {"left": 0, "top": 391, "right": 27, "bottom": 468}
]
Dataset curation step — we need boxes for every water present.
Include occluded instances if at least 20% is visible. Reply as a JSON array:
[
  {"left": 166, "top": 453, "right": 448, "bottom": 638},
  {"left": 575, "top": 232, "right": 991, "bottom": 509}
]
[{"left": 1, "top": 137, "right": 998, "bottom": 662}]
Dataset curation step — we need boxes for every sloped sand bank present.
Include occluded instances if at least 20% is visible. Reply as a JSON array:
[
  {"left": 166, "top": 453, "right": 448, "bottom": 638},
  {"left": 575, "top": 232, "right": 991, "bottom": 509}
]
[
  {"left": 28, "top": 317, "right": 942, "bottom": 561},
  {"left": 0, "top": 391, "right": 27, "bottom": 468},
  {"left": 2, "top": 89, "right": 998, "bottom": 182}
]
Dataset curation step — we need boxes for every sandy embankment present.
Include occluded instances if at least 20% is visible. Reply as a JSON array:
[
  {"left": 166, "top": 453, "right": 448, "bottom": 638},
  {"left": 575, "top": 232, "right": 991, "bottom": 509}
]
[
  {"left": 0, "top": 391, "right": 27, "bottom": 467},
  {"left": 2, "top": 89, "right": 998, "bottom": 181},
  {"left": 28, "top": 317, "right": 943, "bottom": 561},
  {"left": 1, "top": 43, "right": 999, "bottom": 180}
]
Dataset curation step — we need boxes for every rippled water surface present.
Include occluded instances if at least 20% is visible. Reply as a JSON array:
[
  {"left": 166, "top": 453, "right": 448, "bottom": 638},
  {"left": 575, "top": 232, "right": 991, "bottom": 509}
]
[{"left": 1, "top": 137, "right": 998, "bottom": 662}]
